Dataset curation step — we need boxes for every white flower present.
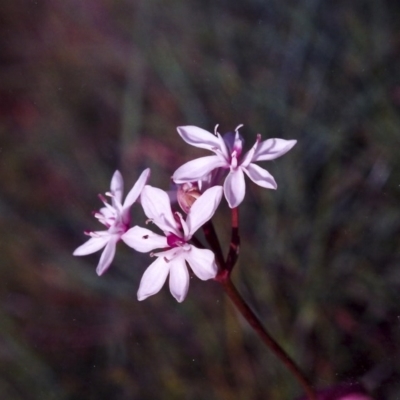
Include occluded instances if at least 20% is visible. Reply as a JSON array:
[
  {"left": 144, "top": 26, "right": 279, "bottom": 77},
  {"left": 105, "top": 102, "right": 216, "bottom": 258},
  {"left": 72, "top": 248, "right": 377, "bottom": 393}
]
[
  {"left": 73, "top": 169, "right": 150, "bottom": 275},
  {"left": 122, "top": 185, "right": 223, "bottom": 302},
  {"left": 172, "top": 125, "right": 297, "bottom": 208}
]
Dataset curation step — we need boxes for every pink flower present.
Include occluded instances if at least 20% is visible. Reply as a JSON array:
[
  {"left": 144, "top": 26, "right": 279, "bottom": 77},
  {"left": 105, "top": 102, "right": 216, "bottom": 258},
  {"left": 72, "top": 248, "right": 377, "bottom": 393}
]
[
  {"left": 172, "top": 125, "right": 297, "bottom": 208},
  {"left": 73, "top": 169, "right": 150, "bottom": 275},
  {"left": 122, "top": 185, "right": 223, "bottom": 302}
]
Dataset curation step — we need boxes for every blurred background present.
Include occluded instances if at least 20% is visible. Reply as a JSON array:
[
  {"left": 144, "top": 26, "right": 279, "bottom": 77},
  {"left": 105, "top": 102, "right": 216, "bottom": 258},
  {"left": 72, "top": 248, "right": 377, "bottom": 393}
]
[{"left": 1, "top": 0, "right": 400, "bottom": 399}]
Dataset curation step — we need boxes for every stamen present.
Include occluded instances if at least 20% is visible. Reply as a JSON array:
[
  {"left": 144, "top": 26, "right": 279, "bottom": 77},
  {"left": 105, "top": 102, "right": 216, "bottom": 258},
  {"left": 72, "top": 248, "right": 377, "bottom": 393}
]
[
  {"left": 145, "top": 218, "right": 153, "bottom": 225},
  {"left": 85, "top": 231, "right": 105, "bottom": 238},
  {"left": 235, "top": 124, "right": 244, "bottom": 133},
  {"left": 214, "top": 124, "right": 219, "bottom": 136},
  {"left": 98, "top": 194, "right": 107, "bottom": 203},
  {"left": 231, "top": 150, "right": 238, "bottom": 169}
]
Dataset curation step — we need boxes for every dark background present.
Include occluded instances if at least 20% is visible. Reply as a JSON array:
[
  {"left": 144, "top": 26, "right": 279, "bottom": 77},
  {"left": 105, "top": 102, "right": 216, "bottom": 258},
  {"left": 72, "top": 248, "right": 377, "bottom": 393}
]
[{"left": 1, "top": 0, "right": 400, "bottom": 399}]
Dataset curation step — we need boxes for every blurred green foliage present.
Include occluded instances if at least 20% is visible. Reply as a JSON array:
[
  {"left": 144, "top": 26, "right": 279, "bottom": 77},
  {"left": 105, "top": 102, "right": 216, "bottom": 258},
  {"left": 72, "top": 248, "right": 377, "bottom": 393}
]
[{"left": 1, "top": 0, "right": 400, "bottom": 399}]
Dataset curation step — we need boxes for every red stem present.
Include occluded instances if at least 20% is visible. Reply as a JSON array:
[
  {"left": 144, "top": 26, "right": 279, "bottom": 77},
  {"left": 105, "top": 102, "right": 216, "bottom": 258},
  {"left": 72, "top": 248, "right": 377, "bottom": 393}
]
[
  {"left": 225, "top": 207, "right": 240, "bottom": 270},
  {"left": 203, "top": 213, "right": 316, "bottom": 400},
  {"left": 218, "top": 276, "right": 317, "bottom": 400}
]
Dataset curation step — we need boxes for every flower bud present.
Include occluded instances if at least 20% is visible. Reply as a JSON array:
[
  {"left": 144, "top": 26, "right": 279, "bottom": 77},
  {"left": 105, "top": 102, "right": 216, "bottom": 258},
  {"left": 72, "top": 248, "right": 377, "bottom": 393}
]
[{"left": 177, "top": 182, "right": 201, "bottom": 213}]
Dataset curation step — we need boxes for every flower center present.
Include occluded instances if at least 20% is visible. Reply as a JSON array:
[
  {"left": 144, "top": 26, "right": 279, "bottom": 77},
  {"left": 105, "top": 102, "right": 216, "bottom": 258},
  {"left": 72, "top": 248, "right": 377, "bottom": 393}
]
[{"left": 167, "top": 233, "right": 185, "bottom": 248}]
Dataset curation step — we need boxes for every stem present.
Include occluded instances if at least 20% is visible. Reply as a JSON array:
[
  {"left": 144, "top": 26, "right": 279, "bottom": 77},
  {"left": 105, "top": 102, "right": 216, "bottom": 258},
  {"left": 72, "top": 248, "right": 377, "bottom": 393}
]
[
  {"left": 202, "top": 221, "right": 225, "bottom": 269},
  {"left": 220, "top": 277, "right": 317, "bottom": 400},
  {"left": 226, "top": 207, "right": 240, "bottom": 270}
]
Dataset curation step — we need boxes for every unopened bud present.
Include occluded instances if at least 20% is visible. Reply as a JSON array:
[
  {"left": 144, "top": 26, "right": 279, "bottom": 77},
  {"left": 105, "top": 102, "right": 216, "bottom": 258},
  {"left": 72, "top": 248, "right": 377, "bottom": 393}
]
[{"left": 177, "top": 183, "right": 201, "bottom": 213}]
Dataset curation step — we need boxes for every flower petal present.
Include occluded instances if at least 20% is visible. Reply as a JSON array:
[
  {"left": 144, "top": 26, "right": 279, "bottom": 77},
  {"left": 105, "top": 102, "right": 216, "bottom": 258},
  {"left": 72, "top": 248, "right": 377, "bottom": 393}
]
[
  {"left": 96, "top": 237, "right": 118, "bottom": 275},
  {"left": 123, "top": 168, "right": 151, "bottom": 209},
  {"left": 185, "top": 246, "right": 217, "bottom": 280},
  {"left": 223, "top": 169, "right": 246, "bottom": 208},
  {"left": 177, "top": 126, "right": 223, "bottom": 152},
  {"left": 243, "top": 163, "right": 277, "bottom": 189},
  {"left": 140, "top": 186, "right": 178, "bottom": 235},
  {"left": 137, "top": 256, "right": 170, "bottom": 301},
  {"left": 121, "top": 226, "right": 168, "bottom": 252},
  {"left": 110, "top": 170, "right": 124, "bottom": 207},
  {"left": 172, "top": 156, "right": 227, "bottom": 183},
  {"left": 252, "top": 138, "right": 297, "bottom": 161},
  {"left": 186, "top": 186, "right": 223, "bottom": 236},
  {"left": 169, "top": 255, "right": 189, "bottom": 302},
  {"left": 73, "top": 235, "right": 109, "bottom": 256}
]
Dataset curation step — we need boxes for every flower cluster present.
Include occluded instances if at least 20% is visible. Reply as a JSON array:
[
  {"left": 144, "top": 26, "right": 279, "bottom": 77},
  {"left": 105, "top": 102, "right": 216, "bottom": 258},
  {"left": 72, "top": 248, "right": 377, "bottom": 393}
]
[{"left": 73, "top": 124, "right": 296, "bottom": 302}]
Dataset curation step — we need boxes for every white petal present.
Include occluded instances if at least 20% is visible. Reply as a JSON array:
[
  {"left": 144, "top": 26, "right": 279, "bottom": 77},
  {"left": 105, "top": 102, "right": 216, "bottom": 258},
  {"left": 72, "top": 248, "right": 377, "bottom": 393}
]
[
  {"left": 253, "top": 138, "right": 297, "bottom": 161},
  {"left": 140, "top": 186, "right": 178, "bottom": 235},
  {"left": 110, "top": 170, "right": 124, "bottom": 206},
  {"left": 169, "top": 255, "right": 189, "bottom": 302},
  {"left": 123, "top": 168, "right": 151, "bottom": 209},
  {"left": 186, "top": 186, "right": 223, "bottom": 236},
  {"left": 243, "top": 163, "right": 277, "bottom": 189},
  {"left": 137, "top": 257, "right": 170, "bottom": 301},
  {"left": 73, "top": 235, "right": 109, "bottom": 256},
  {"left": 185, "top": 246, "right": 217, "bottom": 280},
  {"left": 172, "top": 156, "right": 227, "bottom": 183},
  {"left": 223, "top": 169, "right": 246, "bottom": 208},
  {"left": 121, "top": 226, "right": 168, "bottom": 252},
  {"left": 177, "top": 126, "right": 222, "bottom": 152},
  {"left": 96, "top": 237, "right": 118, "bottom": 275}
]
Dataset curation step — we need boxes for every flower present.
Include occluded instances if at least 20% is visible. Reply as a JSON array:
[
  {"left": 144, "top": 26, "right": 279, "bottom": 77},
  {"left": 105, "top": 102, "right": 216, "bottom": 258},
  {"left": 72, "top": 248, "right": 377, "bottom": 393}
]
[
  {"left": 73, "top": 168, "right": 150, "bottom": 275},
  {"left": 172, "top": 125, "right": 297, "bottom": 208},
  {"left": 122, "top": 185, "right": 223, "bottom": 302}
]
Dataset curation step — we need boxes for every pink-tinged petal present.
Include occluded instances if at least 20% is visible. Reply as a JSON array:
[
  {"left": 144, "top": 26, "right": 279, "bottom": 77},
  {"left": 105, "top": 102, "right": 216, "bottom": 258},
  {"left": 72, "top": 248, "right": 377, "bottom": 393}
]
[
  {"left": 243, "top": 163, "right": 277, "bottom": 189},
  {"left": 224, "top": 169, "right": 246, "bottom": 208},
  {"left": 123, "top": 168, "right": 151, "bottom": 209},
  {"left": 140, "top": 186, "right": 178, "bottom": 235},
  {"left": 186, "top": 186, "right": 223, "bottom": 236},
  {"left": 252, "top": 138, "right": 297, "bottom": 161},
  {"left": 169, "top": 255, "right": 189, "bottom": 302},
  {"left": 240, "top": 134, "right": 261, "bottom": 167},
  {"left": 172, "top": 156, "right": 228, "bottom": 183},
  {"left": 137, "top": 256, "right": 170, "bottom": 301},
  {"left": 177, "top": 126, "right": 222, "bottom": 152},
  {"left": 185, "top": 246, "right": 217, "bottom": 280},
  {"left": 96, "top": 237, "right": 118, "bottom": 276},
  {"left": 121, "top": 226, "right": 168, "bottom": 252},
  {"left": 73, "top": 235, "right": 109, "bottom": 256},
  {"left": 110, "top": 170, "right": 124, "bottom": 206}
]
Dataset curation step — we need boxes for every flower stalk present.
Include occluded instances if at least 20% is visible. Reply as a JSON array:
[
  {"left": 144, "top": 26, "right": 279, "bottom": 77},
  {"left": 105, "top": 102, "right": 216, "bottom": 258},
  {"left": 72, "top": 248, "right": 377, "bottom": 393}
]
[
  {"left": 220, "top": 277, "right": 316, "bottom": 400},
  {"left": 226, "top": 207, "right": 240, "bottom": 271},
  {"left": 203, "top": 218, "right": 316, "bottom": 400}
]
